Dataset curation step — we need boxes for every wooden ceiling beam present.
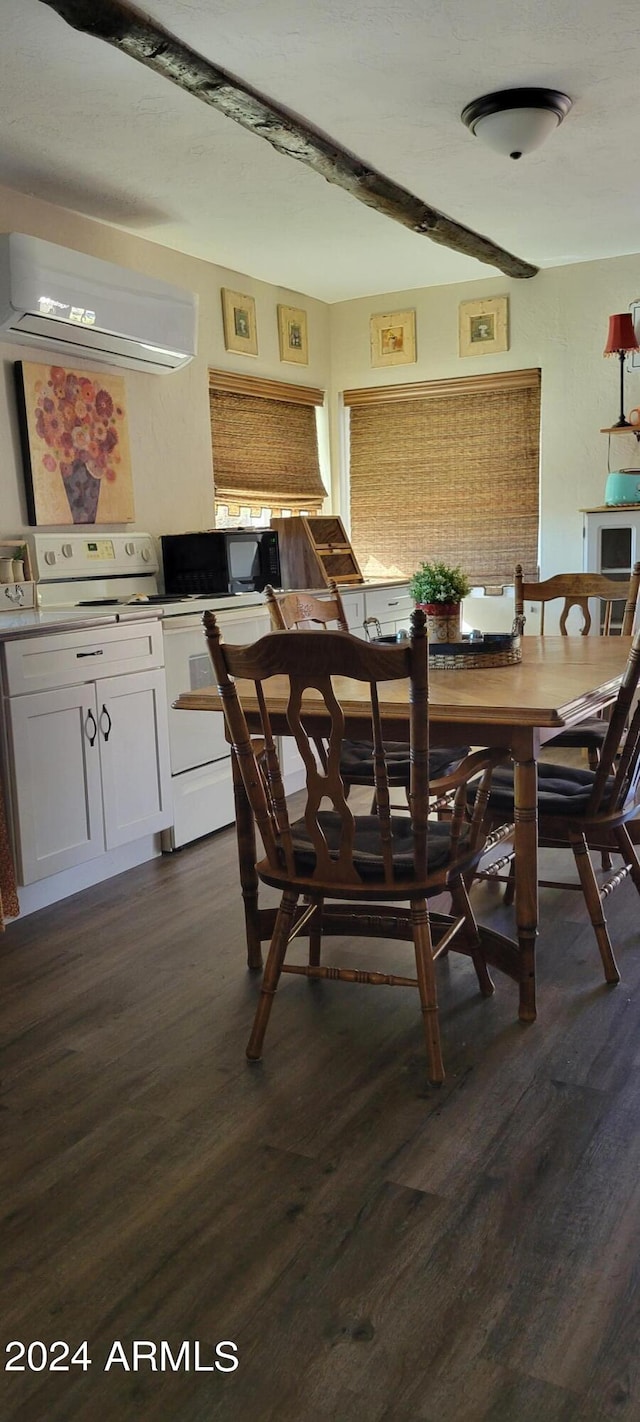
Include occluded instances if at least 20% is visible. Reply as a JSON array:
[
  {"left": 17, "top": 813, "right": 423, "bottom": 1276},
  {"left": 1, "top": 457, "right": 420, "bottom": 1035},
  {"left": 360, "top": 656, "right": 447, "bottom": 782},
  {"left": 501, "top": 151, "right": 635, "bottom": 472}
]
[{"left": 40, "top": 0, "right": 538, "bottom": 281}]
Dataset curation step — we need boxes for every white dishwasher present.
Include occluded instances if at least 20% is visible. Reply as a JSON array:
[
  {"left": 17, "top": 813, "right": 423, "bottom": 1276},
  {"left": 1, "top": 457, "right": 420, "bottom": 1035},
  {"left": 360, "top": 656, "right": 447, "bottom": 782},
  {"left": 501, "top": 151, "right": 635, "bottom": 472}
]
[{"left": 162, "top": 605, "right": 270, "bottom": 848}]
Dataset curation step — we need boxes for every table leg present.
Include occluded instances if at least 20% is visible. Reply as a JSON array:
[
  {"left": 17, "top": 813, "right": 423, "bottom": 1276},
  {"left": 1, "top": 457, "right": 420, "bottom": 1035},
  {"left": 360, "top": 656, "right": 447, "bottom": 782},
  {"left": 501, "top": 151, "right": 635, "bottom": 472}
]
[
  {"left": 231, "top": 748, "right": 263, "bottom": 971},
  {"left": 513, "top": 741, "right": 538, "bottom": 1022}
]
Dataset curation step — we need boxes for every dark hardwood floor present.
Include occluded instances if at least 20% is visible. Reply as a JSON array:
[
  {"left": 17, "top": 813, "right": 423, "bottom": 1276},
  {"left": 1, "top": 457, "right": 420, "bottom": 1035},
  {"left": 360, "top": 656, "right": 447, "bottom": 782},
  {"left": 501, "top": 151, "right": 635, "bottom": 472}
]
[{"left": 2, "top": 808, "right": 640, "bottom": 1421}]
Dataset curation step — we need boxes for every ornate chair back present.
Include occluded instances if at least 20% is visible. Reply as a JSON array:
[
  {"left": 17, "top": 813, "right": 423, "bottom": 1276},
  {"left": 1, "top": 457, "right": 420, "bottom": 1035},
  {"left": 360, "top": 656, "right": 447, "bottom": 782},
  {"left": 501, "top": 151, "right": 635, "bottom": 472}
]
[
  {"left": 204, "top": 608, "right": 431, "bottom": 888},
  {"left": 265, "top": 581, "right": 350, "bottom": 633},
  {"left": 515, "top": 562, "right": 640, "bottom": 637},
  {"left": 586, "top": 631, "right": 640, "bottom": 818}
]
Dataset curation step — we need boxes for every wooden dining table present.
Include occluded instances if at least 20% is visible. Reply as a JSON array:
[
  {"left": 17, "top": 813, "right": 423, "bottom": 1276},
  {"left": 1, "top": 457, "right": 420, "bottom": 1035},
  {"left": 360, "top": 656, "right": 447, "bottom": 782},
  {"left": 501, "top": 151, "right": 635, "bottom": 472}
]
[{"left": 175, "top": 634, "right": 631, "bottom": 1022}]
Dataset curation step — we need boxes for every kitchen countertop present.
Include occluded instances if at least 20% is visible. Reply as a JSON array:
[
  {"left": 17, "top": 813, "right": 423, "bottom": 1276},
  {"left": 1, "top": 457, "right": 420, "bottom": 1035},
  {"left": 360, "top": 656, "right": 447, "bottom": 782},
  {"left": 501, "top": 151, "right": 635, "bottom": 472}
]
[
  {"left": 339, "top": 577, "right": 409, "bottom": 588},
  {"left": 0, "top": 583, "right": 411, "bottom": 642},
  {"left": 0, "top": 606, "right": 165, "bottom": 641}
]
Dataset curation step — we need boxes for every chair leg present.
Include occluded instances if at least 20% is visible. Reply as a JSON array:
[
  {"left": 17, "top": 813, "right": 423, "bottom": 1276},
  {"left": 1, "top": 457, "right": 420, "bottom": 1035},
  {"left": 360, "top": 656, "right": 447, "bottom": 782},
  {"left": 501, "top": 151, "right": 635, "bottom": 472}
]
[
  {"left": 586, "top": 748, "right": 611, "bottom": 868},
  {"left": 450, "top": 878, "right": 495, "bottom": 998},
  {"left": 614, "top": 825, "right": 640, "bottom": 894},
  {"left": 246, "top": 890, "right": 299, "bottom": 1061},
  {"left": 309, "top": 897, "right": 323, "bottom": 967},
  {"left": 504, "top": 855, "right": 516, "bottom": 906},
  {"left": 410, "top": 897, "right": 445, "bottom": 1085},
  {"left": 570, "top": 833, "right": 620, "bottom": 984}
]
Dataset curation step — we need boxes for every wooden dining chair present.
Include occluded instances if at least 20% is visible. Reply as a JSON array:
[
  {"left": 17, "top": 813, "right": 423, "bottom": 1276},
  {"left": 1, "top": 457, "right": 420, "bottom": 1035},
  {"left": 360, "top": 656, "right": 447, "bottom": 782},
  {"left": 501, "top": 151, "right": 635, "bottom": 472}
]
[
  {"left": 265, "top": 582, "right": 470, "bottom": 803},
  {"left": 470, "top": 630, "right": 640, "bottom": 984},
  {"left": 205, "top": 607, "right": 504, "bottom": 1084},
  {"left": 515, "top": 561, "right": 640, "bottom": 768}
]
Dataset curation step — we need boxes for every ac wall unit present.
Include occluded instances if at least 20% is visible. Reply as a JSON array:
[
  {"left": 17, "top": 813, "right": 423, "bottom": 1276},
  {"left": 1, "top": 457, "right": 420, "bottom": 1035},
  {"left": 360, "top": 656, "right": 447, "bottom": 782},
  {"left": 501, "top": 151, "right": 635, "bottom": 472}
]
[{"left": 0, "top": 233, "right": 198, "bottom": 374}]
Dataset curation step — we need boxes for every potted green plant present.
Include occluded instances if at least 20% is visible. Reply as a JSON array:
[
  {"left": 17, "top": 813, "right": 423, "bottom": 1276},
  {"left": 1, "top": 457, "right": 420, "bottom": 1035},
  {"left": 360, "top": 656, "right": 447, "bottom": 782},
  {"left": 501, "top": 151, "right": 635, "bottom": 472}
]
[{"left": 409, "top": 560, "right": 471, "bottom": 642}]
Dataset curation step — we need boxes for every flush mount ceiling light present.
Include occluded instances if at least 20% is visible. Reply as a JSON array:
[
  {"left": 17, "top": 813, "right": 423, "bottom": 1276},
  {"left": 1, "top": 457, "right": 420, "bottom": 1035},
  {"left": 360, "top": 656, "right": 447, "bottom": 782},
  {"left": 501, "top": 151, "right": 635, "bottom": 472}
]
[{"left": 461, "top": 87, "right": 573, "bottom": 160}]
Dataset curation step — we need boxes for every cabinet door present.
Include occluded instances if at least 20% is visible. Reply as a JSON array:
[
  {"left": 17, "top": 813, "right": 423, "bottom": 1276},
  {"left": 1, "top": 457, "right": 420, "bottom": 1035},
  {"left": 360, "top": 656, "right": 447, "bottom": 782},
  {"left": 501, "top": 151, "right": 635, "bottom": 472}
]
[
  {"left": 7, "top": 684, "right": 104, "bottom": 883},
  {"left": 339, "top": 590, "right": 366, "bottom": 637},
  {"left": 97, "top": 669, "right": 172, "bottom": 848}
]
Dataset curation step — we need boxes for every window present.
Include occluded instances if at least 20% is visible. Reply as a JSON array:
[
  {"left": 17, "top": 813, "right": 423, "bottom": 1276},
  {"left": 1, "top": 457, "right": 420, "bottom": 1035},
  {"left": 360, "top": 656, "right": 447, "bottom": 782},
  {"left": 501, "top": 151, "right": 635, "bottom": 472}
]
[
  {"left": 344, "top": 368, "right": 540, "bottom": 584},
  {"left": 209, "top": 370, "right": 326, "bottom": 522}
]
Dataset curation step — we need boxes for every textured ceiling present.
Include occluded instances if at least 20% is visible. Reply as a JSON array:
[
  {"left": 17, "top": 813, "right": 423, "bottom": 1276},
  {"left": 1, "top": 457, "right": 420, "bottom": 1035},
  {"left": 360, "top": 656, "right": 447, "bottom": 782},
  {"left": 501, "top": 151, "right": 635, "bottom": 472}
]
[{"left": 4, "top": 0, "right": 640, "bottom": 301}]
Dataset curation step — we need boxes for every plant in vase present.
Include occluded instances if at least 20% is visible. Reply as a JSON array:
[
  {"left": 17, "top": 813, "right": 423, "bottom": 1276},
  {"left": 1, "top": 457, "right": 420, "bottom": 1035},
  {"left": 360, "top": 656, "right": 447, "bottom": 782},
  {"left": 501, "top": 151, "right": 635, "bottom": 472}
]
[
  {"left": 12, "top": 544, "right": 28, "bottom": 582},
  {"left": 409, "top": 560, "right": 471, "bottom": 642}
]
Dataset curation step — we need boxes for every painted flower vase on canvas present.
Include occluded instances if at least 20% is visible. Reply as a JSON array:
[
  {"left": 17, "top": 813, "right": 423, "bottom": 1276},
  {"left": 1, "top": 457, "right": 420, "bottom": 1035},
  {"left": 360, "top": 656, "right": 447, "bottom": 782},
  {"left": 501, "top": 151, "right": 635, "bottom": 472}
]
[{"left": 14, "top": 361, "right": 135, "bottom": 525}]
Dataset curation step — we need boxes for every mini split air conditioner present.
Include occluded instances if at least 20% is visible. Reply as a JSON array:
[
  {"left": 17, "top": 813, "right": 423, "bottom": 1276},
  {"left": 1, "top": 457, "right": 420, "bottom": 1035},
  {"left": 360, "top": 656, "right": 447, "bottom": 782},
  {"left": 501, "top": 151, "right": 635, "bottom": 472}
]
[{"left": 0, "top": 233, "right": 198, "bottom": 374}]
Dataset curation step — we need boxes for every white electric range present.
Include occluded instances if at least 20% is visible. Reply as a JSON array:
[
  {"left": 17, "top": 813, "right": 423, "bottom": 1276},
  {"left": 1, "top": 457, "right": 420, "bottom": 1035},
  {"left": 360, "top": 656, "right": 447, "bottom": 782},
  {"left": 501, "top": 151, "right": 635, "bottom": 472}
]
[
  {"left": 30, "top": 530, "right": 263, "bottom": 619},
  {"left": 30, "top": 531, "right": 269, "bottom": 849}
]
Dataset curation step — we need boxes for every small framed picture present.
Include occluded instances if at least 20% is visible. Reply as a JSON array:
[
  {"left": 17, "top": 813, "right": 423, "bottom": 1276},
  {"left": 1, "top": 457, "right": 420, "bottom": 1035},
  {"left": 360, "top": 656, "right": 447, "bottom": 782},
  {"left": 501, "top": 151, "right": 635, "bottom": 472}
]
[
  {"left": 277, "top": 304, "right": 309, "bottom": 364},
  {"left": 370, "top": 309, "right": 417, "bottom": 368},
  {"left": 458, "top": 296, "right": 509, "bottom": 358},
  {"left": 629, "top": 299, "right": 640, "bottom": 369},
  {"left": 221, "top": 288, "right": 258, "bottom": 356}
]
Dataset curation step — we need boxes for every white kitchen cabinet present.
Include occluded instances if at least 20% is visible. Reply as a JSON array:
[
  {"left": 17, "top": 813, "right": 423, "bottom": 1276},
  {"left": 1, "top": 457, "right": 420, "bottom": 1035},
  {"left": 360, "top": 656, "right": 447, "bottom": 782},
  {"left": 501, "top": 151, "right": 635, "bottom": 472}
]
[
  {"left": 95, "top": 669, "right": 171, "bottom": 850},
  {"left": 360, "top": 583, "right": 413, "bottom": 638},
  {"left": 8, "top": 682, "right": 105, "bottom": 881},
  {"left": 2, "top": 621, "right": 171, "bottom": 885},
  {"left": 582, "top": 506, "right": 640, "bottom": 633},
  {"left": 339, "top": 588, "right": 366, "bottom": 637}
]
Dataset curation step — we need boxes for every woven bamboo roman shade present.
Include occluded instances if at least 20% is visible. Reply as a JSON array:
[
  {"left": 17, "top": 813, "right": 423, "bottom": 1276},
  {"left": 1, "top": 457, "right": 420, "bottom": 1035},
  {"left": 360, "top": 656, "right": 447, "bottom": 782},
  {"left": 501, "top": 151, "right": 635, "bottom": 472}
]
[
  {"left": 345, "top": 369, "right": 540, "bottom": 584},
  {"left": 209, "top": 371, "right": 326, "bottom": 516}
]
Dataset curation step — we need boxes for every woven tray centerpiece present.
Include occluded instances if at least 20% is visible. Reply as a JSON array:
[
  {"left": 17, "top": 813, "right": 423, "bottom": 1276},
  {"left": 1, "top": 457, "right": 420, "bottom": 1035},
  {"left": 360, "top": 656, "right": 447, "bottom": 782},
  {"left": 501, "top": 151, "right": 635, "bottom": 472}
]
[
  {"left": 427, "top": 629, "right": 522, "bottom": 670},
  {"left": 372, "top": 617, "right": 524, "bottom": 669}
]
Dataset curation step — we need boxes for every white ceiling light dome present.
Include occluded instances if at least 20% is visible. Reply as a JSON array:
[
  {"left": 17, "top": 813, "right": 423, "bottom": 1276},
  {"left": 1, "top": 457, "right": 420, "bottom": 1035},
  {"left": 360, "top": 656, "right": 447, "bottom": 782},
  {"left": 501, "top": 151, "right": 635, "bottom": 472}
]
[{"left": 461, "top": 87, "right": 573, "bottom": 160}]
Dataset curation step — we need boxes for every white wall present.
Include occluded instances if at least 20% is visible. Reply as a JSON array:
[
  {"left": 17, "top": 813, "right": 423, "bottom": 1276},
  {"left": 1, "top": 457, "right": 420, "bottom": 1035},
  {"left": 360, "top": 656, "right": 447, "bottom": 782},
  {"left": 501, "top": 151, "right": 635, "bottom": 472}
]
[
  {"left": 2, "top": 180, "right": 640, "bottom": 583},
  {"left": 329, "top": 257, "right": 640, "bottom": 577},
  {"left": 0, "top": 185, "right": 331, "bottom": 538}
]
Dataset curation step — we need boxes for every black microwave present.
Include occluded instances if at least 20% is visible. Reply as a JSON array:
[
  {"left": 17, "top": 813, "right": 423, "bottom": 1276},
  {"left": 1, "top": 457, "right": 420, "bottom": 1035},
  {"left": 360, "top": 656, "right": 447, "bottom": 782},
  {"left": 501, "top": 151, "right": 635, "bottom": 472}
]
[{"left": 161, "top": 529, "right": 281, "bottom": 597}]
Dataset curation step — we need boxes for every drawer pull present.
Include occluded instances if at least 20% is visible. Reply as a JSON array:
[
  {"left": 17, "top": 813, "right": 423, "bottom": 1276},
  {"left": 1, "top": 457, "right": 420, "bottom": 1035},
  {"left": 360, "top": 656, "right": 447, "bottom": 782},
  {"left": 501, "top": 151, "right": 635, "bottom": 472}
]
[
  {"left": 388, "top": 599, "right": 399, "bottom": 607},
  {"left": 86, "top": 709, "right": 98, "bottom": 747},
  {"left": 100, "top": 705, "right": 112, "bottom": 743},
  {"left": 76, "top": 649, "right": 104, "bottom": 658}
]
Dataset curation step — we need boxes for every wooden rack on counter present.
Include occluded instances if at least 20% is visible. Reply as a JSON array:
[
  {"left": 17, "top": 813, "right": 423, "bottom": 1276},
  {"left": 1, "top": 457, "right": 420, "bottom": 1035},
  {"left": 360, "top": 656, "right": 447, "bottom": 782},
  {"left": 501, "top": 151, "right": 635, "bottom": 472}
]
[{"left": 271, "top": 515, "right": 363, "bottom": 588}]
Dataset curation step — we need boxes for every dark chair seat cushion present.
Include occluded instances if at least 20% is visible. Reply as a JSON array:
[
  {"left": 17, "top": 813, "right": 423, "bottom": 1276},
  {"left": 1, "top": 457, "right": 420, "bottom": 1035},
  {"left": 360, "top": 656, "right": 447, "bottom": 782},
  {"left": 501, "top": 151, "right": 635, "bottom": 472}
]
[
  {"left": 467, "top": 761, "right": 615, "bottom": 818},
  {"left": 340, "top": 739, "right": 470, "bottom": 785},
  {"left": 290, "top": 811, "right": 470, "bottom": 881},
  {"left": 551, "top": 718, "right": 608, "bottom": 750}
]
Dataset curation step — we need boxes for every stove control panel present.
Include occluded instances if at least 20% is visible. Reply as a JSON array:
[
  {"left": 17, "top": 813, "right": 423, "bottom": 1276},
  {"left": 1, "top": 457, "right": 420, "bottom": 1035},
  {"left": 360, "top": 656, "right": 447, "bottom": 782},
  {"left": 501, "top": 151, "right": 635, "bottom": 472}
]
[{"left": 29, "top": 532, "right": 159, "bottom": 581}]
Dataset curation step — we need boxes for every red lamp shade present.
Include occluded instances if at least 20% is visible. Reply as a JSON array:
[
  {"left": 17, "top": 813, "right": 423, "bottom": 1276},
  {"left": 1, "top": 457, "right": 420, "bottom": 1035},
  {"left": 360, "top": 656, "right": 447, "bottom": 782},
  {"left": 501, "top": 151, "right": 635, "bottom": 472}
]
[{"left": 604, "top": 312, "right": 639, "bottom": 355}]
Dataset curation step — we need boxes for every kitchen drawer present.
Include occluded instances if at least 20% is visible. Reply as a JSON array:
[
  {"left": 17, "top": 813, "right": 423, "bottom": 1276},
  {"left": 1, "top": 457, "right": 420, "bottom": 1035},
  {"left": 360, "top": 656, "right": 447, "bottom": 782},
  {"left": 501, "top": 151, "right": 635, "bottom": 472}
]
[
  {"left": 2, "top": 619, "right": 164, "bottom": 695},
  {"left": 364, "top": 585, "right": 413, "bottom": 626}
]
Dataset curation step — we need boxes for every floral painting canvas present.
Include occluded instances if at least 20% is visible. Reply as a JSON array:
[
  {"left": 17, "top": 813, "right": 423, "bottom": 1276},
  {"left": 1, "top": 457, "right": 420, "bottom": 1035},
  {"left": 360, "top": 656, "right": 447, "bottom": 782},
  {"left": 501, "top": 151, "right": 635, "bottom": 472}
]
[{"left": 14, "top": 361, "right": 135, "bottom": 525}]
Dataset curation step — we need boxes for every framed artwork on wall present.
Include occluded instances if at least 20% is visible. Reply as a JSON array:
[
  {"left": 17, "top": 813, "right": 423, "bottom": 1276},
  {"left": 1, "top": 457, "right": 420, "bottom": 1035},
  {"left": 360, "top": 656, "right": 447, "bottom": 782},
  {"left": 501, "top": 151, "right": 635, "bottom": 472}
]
[
  {"left": 629, "top": 298, "right": 640, "bottom": 369},
  {"left": 221, "top": 288, "right": 258, "bottom": 356},
  {"left": 277, "top": 304, "right": 309, "bottom": 364},
  {"left": 458, "top": 296, "right": 509, "bottom": 358},
  {"left": 14, "top": 360, "right": 134, "bottom": 526},
  {"left": 370, "top": 309, "right": 417, "bottom": 367}
]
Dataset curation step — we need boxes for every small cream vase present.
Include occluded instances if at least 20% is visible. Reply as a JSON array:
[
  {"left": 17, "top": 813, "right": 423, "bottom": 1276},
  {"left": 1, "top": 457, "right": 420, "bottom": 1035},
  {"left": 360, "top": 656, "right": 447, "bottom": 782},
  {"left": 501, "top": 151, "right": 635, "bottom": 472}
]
[
  {"left": 0, "top": 558, "right": 15, "bottom": 583},
  {"left": 418, "top": 601, "right": 462, "bottom": 643}
]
